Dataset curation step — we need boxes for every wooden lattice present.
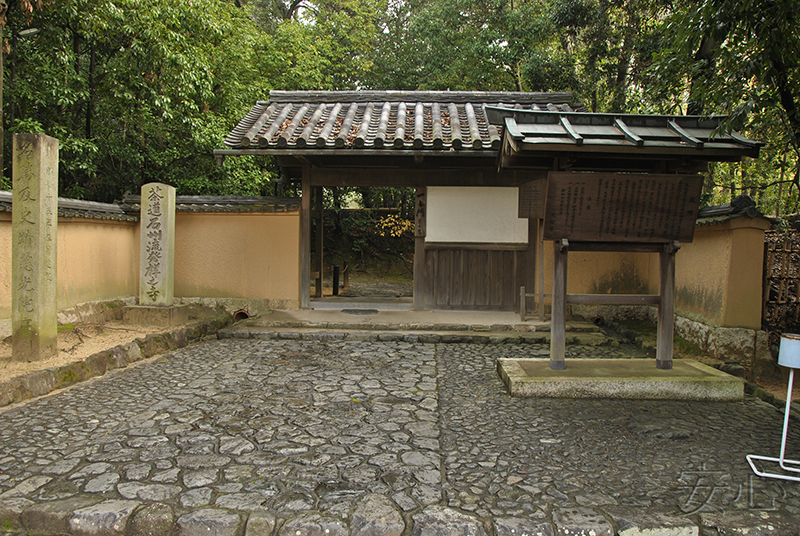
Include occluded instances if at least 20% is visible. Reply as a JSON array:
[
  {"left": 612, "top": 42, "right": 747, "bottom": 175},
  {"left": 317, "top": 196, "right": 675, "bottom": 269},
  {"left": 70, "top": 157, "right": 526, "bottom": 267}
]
[{"left": 763, "top": 231, "right": 800, "bottom": 332}]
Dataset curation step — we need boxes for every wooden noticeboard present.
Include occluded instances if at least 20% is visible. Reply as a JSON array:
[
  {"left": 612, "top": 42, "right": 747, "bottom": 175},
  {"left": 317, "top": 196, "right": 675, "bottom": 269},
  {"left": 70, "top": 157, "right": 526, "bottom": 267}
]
[
  {"left": 518, "top": 179, "right": 547, "bottom": 219},
  {"left": 543, "top": 172, "right": 703, "bottom": 243}
]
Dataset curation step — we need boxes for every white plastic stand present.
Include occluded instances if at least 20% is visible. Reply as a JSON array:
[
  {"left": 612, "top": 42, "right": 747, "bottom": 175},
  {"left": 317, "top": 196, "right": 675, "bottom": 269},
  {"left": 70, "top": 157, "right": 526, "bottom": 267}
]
[{"left": 747, "top": 334, "right": 800, "bottom": 483}]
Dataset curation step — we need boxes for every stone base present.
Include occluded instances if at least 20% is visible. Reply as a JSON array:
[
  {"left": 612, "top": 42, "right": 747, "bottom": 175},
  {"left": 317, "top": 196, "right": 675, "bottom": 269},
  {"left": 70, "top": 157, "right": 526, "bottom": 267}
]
[
  {"left": 497, "top": 358, "right": 743, "bottom": 401},
  {"left": 123, "top": 304, "right": 189, "bottom": 327}
]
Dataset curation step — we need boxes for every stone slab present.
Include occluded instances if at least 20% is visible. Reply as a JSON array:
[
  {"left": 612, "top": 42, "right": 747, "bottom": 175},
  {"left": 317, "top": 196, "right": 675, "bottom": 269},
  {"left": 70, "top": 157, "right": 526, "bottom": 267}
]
[
  {"left": 497, "top": 358, "right": 743, "bottom": 400},
  {"left": 12, "top": 133, "right": 59, "bottom": 362},
  {"left": 139, "top": 183, "right": 176, "bottom": 306},
  {"left": 123, "top": 305, "right": 189, "bottom": 327}
]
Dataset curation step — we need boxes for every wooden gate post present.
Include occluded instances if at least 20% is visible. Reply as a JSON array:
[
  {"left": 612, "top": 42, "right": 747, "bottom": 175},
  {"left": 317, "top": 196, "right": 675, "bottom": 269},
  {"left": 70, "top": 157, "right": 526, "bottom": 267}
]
[
  {"left": 300, "top": 167, "right": 311, "bottom": 309},
  {"left": 550, "top": 238, "right": 568, "bottom": 370},
  {"left": 413, "top": 187, "right": 426, "bottom": 310},
  {"left": 314, "top": 186, "right": 324, "bottom": 298},
  {"left": 657, "top": 241, "right": 680, "bottom": 369}
]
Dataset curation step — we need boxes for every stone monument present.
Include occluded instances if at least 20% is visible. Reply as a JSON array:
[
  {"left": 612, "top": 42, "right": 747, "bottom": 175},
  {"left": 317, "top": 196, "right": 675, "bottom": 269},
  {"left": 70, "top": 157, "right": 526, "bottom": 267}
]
[
  {"left": 123, "top": 182, "right": 188, "bottom": 326},
  {"left": 12, "top": 133, "right": 59, "bottom": 362}
]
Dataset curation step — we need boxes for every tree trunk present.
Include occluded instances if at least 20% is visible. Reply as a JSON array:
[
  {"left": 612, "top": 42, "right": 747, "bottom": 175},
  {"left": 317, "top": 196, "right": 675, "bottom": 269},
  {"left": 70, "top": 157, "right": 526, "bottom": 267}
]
[
  {"left": 772, "top": 56, "right": 800, "bottom": 148},
  {"left": 358, "top": 187, "right": 373, "bottom": 208},
  {"left": 86, "top": 44, "right": 95, "bottom": 139},
  {"left": 331, "top": 186, "right": 343, "bottom": 235},
  {"left": 687, "top": 35, "right": 719, "bottom": 115},
  {"left": 611, "top": 52, "right": 630, "bottom": 113}
]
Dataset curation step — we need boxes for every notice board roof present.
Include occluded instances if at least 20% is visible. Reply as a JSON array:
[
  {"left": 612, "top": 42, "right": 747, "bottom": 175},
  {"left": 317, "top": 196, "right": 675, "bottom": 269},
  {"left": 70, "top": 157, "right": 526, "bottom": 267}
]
[{"left": 486, "top": 107, "right": 762, "bottom": 172}]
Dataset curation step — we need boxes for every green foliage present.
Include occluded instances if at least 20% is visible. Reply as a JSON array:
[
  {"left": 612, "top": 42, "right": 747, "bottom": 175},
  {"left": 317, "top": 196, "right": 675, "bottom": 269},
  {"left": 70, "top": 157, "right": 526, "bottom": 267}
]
[
  {"left": 644, "top": 0, "right": 800, "bottom": 215},
  {"left": 523, "top": 50, "right": 579, "bottom": 92},
  {"left": 252, "top": 0, "right": 386, "bottom": 89},
  {"left": 328, "top": 208, "right": 413, "bottom": 269},
  {"left": 5, "top": 0, "right": 798, "bottom": 217},
  {"left": 5, "top": 0, "right": 273, "bottom": 200}
]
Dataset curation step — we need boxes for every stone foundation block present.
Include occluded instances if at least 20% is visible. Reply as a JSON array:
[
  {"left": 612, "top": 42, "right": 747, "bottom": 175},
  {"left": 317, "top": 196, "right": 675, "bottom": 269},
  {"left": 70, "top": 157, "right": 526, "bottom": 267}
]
[
  {"left": 128, "top": 503, "right": 174, "bottom": 536},
  {"left": 68, "top": 499, "right": 141, "bottom": 535},
  {"left": 177, "top": 509, "right": 242, "bottom": 536},
  {"left": 707, "top": 327, "right": 756, "bottom": 363},
  {"left": 54, "top": 362, "right": 92, "bottom": 389},
  {"left": 123, "top": 304, "right": 189, "bottom": 327},
  {"left": 675, "top": 315, "right": 711, "bottom": 350},
  {"left": 0, "top": 497, "right": 33, "bottom": 531},
  {"left": 21, "top": 497, "right": 101, "bottom": 535},
  {"left": 411, "top": 506, "right": 487, "bottom": 536},
  {"left": 17, "top": 370, "right": 55, "bottom": 400},
  {"left": 351, "top": 493, "right": 405, "bottom": 536},
  {"left": 698, "top": 511, "right": 800, "bottom": 535},
  {"left": 552, "top": 506, "right": 613, "bottom": 536},
  {"left": 607, "top": 507, "right": 698, "bottom": 536}
]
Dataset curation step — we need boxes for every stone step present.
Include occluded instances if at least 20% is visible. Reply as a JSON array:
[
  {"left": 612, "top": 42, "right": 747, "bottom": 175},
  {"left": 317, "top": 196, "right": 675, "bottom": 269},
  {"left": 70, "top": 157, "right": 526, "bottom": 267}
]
[
  {"left": 236, "top": 318, "right": 600, "bottom": 333},
  {"left": 217, "top": 326, "right": 616, "bottom": 346}
]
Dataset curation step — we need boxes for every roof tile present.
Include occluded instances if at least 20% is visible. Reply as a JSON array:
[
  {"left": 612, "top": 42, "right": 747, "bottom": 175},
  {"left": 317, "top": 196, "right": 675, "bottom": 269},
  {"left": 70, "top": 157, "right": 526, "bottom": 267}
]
[{"left": 225, "top": 90, "right": 584, "bottom": 151}]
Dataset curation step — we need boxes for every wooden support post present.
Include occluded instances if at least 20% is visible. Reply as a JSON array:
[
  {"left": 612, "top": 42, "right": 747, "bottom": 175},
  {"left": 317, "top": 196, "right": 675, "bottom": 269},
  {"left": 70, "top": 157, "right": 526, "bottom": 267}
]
[
  {"left": 657, "top": 241, "right": 680, "bottom": 369},
  {"left": 314, "top": 186, "right": 324, "bottom": 298},
  {"left": 550, "top": 238, "right": 568, "bottom": 370},
  {"left": 520, "top": 286, "right": 526, "bottom": 322},
  {"left": 300, "top": 170, "right": 311, "bottom": 309},
  {"left": 333, "top": 266, "right": 340, "bottom": 296},
  {"left": 413, "top": 187, "right": 426, "bottom": 310},
  {"left": 523, "top": 217, "right": 536, "bottom": 320},
  {"left": 538, "top": 220, "right": 546, "bottom": 322}
]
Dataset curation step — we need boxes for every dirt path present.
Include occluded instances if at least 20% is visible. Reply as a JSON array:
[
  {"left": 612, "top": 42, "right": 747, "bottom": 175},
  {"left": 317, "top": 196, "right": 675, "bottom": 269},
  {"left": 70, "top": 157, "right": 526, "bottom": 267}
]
[{"left": 0, "top": 322, "right": 171, "bottom": 383}]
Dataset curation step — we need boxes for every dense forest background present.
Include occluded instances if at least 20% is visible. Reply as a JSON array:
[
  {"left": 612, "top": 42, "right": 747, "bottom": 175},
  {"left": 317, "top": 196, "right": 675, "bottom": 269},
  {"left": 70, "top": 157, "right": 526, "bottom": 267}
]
[{"left": 1, "top": 0, "right": 798, "bottom": 215}]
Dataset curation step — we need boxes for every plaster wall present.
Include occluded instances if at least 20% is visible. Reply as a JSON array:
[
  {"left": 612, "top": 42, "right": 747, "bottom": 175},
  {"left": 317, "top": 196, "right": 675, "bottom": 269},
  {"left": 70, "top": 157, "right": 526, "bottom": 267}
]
[
  {"left": 57, "top": 219, "right": 138, "bottom": 310},
  {"left": 1, "top": 214, "right": 138, "bottom": 320},
  {"left": 534, "top": 217, "right": 769, "bottom": 330},
  {"left": 426, "top": 187, "right": 528, "bottom": 243},
  {"left": 675, "top": 217, "right": 770, "bottom": 329},
  {"left": 173, "top": 211, "right": 301, "bottom": 309},
  {"left": 0, "top": 206, "right": 771, "bottom": 327},
  {"left": 537, "top": 239, "right": 657, "bottom": 297}
]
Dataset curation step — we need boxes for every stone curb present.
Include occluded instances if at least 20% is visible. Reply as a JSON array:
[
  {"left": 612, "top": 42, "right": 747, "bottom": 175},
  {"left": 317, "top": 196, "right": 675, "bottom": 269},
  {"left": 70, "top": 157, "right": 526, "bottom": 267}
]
[
  {"left": 0, "top": 313, "right": 233, "bottom": 409},
  {"left": 250, "top": 319, "right": 604, "bottom": 333},
  {"left": 217, "top": 327, "right": 622, "bottom": 347},
  {"left": 2, "top": 500, "right": 796, "bottom": 536},
  {"left": 602, "top": 319, "right": 800, "bottom": 418},
  {"left": 254, "top": 320, "right": 544, "bottom": 333}
]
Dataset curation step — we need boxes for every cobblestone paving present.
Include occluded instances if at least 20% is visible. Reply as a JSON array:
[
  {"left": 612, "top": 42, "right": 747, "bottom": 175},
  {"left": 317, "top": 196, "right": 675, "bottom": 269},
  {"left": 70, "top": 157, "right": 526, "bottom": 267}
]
[
  {"left": 0, "top": 339, "right": 799, "bottom": 535},
  {"left": 437, "top": 345, "right": 800, "bottom": 520}
]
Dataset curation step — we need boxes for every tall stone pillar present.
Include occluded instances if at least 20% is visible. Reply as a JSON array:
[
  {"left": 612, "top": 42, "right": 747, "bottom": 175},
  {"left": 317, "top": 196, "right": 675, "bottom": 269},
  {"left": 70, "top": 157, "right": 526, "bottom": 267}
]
[
  {"left": 12, "top": 133, "right": 59, "bottom": 362},
  {"left": 124, "top": 182, "right": 187, "bottom": 326},
  {"left": 139, "top": 182, "right": 176, "bottom": 306}
]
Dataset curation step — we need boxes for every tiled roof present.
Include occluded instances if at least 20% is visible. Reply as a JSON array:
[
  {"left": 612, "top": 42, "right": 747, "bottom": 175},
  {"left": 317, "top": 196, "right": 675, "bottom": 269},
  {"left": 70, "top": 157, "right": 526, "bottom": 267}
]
[
  {"left": 224, "top": 90, "right": 585, "bottom": 151},
  {"left": 0, "top": 191, "right": 138, "bottom": 221},
  {"left": 1, "top": 191, "right": 300, "bottom": 219},
  {"left": 118, "top": 194, "right": 300, "bottom": 214},
  {"left": 696, "top": 194, "right": 770, "bottom": 225}
]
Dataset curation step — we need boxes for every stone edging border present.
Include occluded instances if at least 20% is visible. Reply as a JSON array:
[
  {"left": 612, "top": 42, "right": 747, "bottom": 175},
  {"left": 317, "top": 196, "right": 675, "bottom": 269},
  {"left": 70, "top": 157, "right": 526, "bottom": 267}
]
[
  {"left": 0, "top": 313, "right": 232, "bottom": 409},
  {"left": 1, "top": 492, "right": 797, "bottom": 536},
  {"left": 216, "top": 327, "right": 621, "bottom": 347},
  {"left": 603, "top": 317, "right": 800, "bottom": 418}
]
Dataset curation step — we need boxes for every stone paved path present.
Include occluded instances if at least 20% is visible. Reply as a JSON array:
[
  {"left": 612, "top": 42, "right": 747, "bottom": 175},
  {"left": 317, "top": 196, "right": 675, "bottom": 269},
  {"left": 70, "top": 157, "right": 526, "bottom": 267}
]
[{"left": 0, "top": 338, "right": 799, "bottom": 535}]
